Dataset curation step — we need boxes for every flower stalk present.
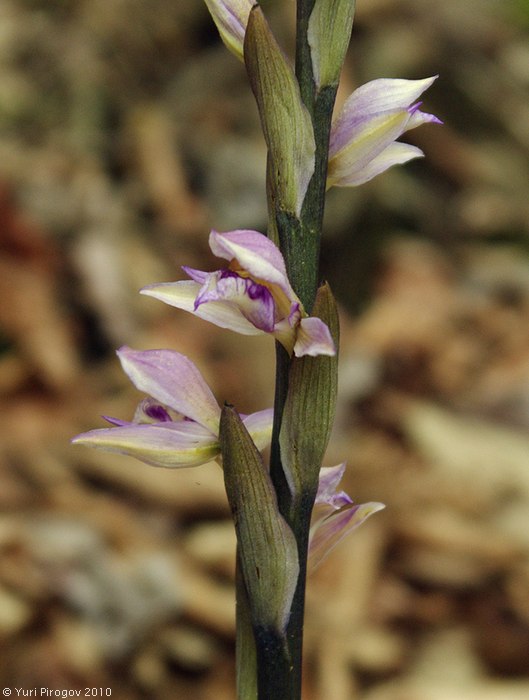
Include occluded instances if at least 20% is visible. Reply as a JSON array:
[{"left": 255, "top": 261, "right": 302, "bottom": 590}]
[{"left": 266, "top": 5, "right": 346, "bottom": 693}]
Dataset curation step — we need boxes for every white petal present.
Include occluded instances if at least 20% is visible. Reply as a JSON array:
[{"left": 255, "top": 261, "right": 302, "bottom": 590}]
[
  {"left": 293, "top": 317, "right": 336, "bottom": 357},
  {"left": 330, "top": 141, "right": 424, "bottom": 187},
  {"left": 209, "top": 230, "right": 295, "bottom": 300},
  {"left": 242, "top": 408, "right": 274, "bottom": 451}
]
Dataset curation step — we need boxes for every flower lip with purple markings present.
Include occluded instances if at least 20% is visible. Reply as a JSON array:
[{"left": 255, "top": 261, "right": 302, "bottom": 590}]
[
  {"left": 141, "top": 230, "right": 336, "bottom": 358},
  {"left": 72, "top": 346, "right": 273, "bottom": 469},
  {"left": 144, "top": 403, "right": 172, "bottom": 422},
  {"left": 309, "top": 463, "right": 385, "bottom": 569},
  {"left": 327, "top": 76, "right": 442, "bottom": 188}
]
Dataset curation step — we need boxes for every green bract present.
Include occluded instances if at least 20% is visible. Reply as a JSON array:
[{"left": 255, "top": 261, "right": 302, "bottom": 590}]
[
  {"left": 245, "top": 6, "right": 315, "bottom": 217},
  {"left": 279, "top": 283, "right": 339, "bottom": 498},
  {"left": 220, "top": 404, "right": 300, "bottom": 634},
  {"left": 308, "top": 0, "right": 356, "bottom": 89}
]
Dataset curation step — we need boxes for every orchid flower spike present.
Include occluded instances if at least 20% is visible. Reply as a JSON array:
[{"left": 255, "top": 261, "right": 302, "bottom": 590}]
[
  {"left": 72, "top": 346, "right": 273, "bottom": 468},
  {"left": 203, "top": 0, "right": 254, "bottom": 61},
  {"left": 142, "top": 230, "right": 336, "bottom": 358},
  {"left": 309, "top": 463, "right": 385, "bottom": 569},
  {"left": 327, "top": 76, "right": 442, "bottom": 188}
]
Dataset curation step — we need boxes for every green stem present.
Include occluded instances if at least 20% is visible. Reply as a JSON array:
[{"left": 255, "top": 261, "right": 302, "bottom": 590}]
[
  {"left": 236, "top": 552, "right": 257, "bottom": 700},
  {"left": 236, "top": 550, "right": 296, "bottom": 700},
  {"left": 254, "top": 627, "right": 294, "bottom": 699},
  {"left": 295, "top": 0, "right": 317, "bottom": 117},
  {"left": 282, "top": 489, "right": 316, "bottom": 698},
  {"left": 267, "top": 3, "right": 341, "bottom": 698},
  {"left": 270, "top": 343, "right": 292, "bottom": 520}
]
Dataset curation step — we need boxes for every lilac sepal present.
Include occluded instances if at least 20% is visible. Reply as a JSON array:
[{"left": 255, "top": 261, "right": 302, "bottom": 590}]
[
  {"left": 72, "top": 422, "right": 220, "bottom": 469},
  {"left": 309, "top": 501, "right": 386, "bottom": 569},
  {"left": 141, "top": 230, "right": 336, "bottom": 358},
  {"left": 203, "top": 0, "right": 253, "bottom": 61},
  {"left": 328, "top": 76, "right": 441, "bottom": 188},
  {"left": 117, "top": 347, "right": 221, "bottom": 435},
  {"left": 309, "top": 464, "right": 385, "bottom": 569},
  {"left": 72, "top": 410, "right": 273, "bottom": 470}
]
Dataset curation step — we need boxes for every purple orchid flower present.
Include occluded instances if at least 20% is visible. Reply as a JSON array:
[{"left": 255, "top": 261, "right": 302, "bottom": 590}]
[
  {"left": 203, "top": 3, "right": 440, "bottom": 187},
  {"left": 309, "top": 463, "right": 385, "bottom": 569},
  {"left": 141, "top": 230, "right": 335, "bottom": 358},
  {"left": 72, "top": 346, "right": 273, "bottom": 468},
  {"left": 327, "top": 76, "right": 442, "bottom": 187}
]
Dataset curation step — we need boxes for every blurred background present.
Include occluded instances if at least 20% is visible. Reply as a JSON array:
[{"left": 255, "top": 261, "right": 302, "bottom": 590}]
[{"left": 1, "top": 0, "right": 529, "bottom": 698}]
